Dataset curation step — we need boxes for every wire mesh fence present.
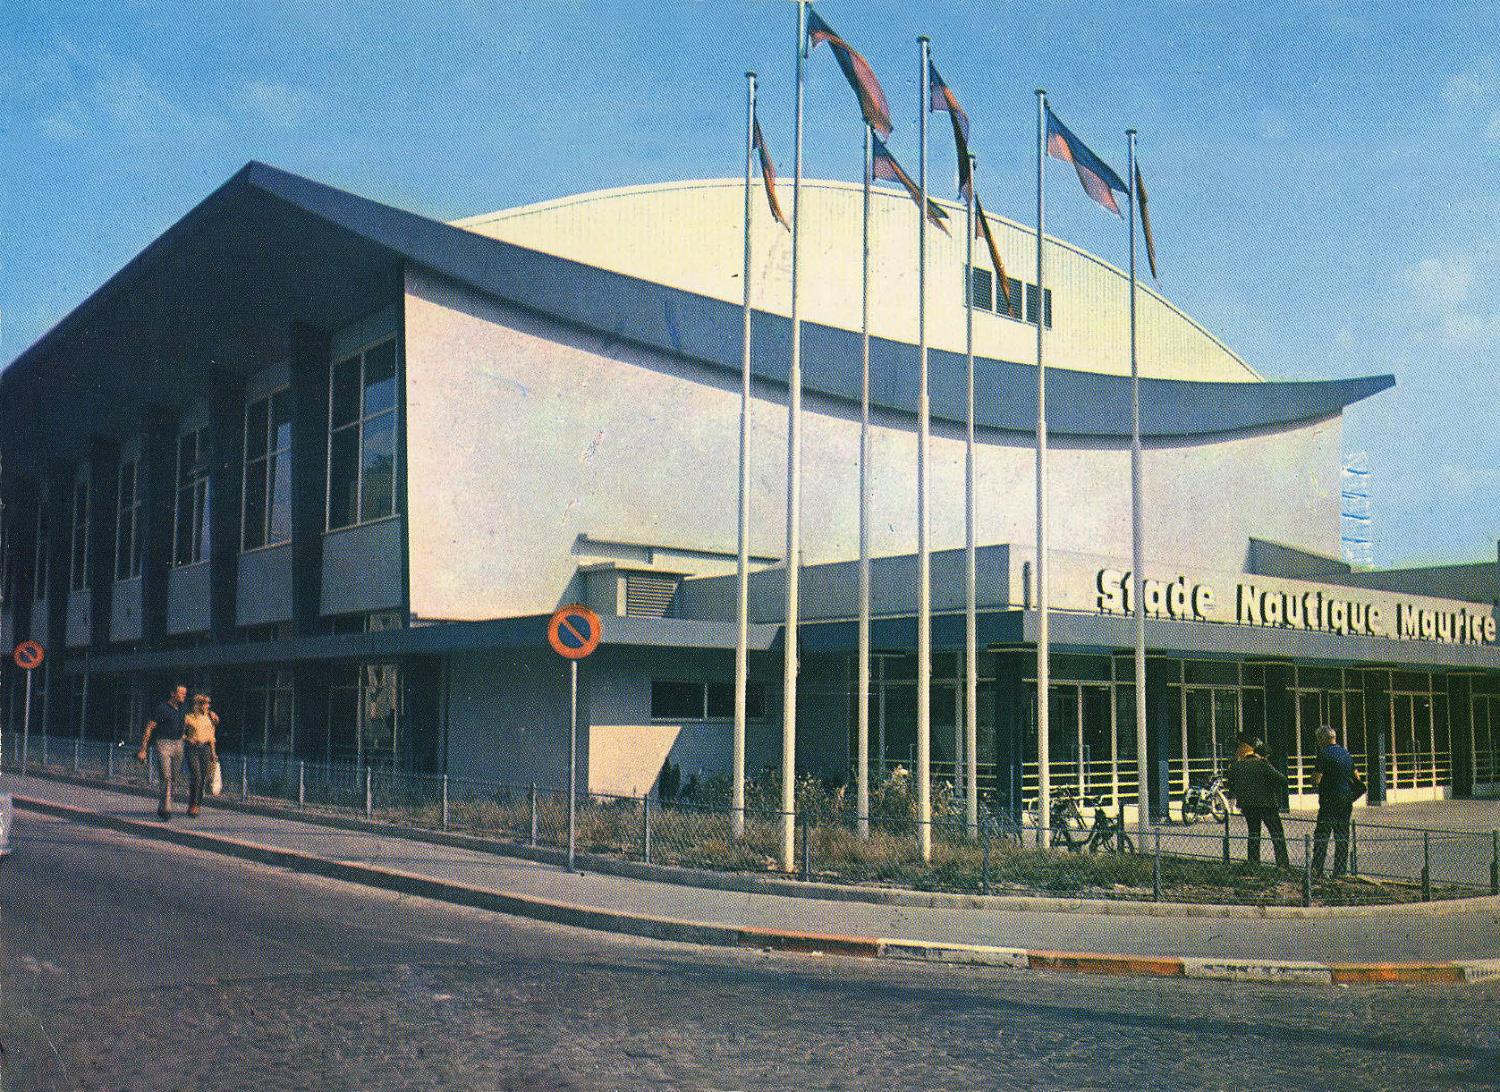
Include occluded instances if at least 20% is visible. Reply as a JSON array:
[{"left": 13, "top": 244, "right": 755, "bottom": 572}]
[{"left": 6, "top": 732, "right": 1499, "bottom": 906}]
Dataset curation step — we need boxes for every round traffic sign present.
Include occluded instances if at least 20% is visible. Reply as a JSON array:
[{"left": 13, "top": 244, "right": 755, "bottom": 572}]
[
  {"left": 547, "top": 604, "right": 602, "bottom": 660},
  {"left": 12, "top": 640, "right": 44, "bottom": 671}
]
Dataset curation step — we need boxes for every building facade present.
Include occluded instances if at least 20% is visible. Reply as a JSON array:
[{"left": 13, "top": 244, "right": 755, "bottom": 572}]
[{"left": 1, "top": 163, "right": 1495, "bottom": 815}]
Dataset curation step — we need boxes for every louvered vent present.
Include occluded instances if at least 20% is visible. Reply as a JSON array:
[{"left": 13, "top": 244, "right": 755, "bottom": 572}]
[{"left": 625, "top": 573, "right": 680, "bottom": 618}]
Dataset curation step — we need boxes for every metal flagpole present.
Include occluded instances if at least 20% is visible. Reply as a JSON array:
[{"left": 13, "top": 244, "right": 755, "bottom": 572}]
[
  {"left": 1128, "top": 129, "right": 1149, "bottom": 836},
  {"left": 1034, "top": 89, "right": 1051, "bottom": 847},
  {"left": 781, "top": 0, "right": 807, "bottom": 873},
  {"left": 733, "top": 72, "right": 757, "bottom": 841},
  {"left": 916, "top": 35, "right": 933, "bottom": 864},
  {"left": 964, "top": 154, "right": 979, "bottom": 840},
  {"left": 857, "top": 122, "right": 873, "bottom": 840}
]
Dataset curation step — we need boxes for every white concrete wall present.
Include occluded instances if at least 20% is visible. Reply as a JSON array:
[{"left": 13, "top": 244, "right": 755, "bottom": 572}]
[
  {"left": 404, "top": 265, "right": 1341, "bottom": 624},
  {"left": 445, "top": 649, "right": 574, "bottom": 790},
  {"left": 455, "top": 179, "right": 1261, "bottom": 383}
]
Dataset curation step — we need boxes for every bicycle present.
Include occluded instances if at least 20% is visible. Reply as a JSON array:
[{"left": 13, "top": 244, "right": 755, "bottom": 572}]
[
  {"left": 1083, "top": 803, "right": 1136, "bottom": 853},
  {"left": 1026, "top": 788, "right": 1088, "bottom": 851}
]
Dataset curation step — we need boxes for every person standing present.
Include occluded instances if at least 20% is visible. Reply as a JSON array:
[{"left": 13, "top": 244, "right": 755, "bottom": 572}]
[
  {"left": 1226, "top": 739, "right": 1290, "bottom": 868},
  {"left": 138, "top": 684, "right": 188, "bottom": 820},
  {"left": 1311, "top": 724, "right": 1356, "bottom": 878},
  {"left": 182, "top": 693, "right": 220, "bottom": 817}
]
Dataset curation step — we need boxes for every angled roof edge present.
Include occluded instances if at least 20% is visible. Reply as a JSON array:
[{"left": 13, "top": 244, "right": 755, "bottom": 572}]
[{"left": 4, "top": 162, "right": 1395, "bottom": 440}]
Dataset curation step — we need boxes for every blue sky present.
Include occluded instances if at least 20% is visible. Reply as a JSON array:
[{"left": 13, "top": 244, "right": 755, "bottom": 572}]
[{"left": 2, "top": 0, "right": 1496, "bottom": 567}]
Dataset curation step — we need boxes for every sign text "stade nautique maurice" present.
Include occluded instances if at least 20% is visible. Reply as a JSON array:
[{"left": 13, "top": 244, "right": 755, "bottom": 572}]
[{"left": 1095, "top": 569, "right": 1496, "bottom": 646}]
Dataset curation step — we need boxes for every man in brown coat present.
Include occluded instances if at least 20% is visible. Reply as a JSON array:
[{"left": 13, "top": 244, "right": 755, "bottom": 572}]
[{"left": 1226, "top": 740, "right": 1291, "bottom": 868}]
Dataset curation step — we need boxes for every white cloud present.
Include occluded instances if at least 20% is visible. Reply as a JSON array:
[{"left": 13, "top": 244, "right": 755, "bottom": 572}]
[
  {"left": 1407, "top": 256, "right": 1474, "bottom": 307},
  {"left": 28, "top": 39, "right": 212, "bottom": 143},
  {"left": 1441, "top": 63, "right": 1494, "bottom": 109}
]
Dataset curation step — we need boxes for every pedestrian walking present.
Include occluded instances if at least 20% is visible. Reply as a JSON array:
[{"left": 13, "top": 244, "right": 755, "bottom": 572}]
[
  {"left": 138, "top": 684, "right": 188, "bottom": 820},
  {"left": 1226, "top": 739, "right": 1290, "bottom": 868},
  {"left": 182, "top": 693, "right": 220, "bottom": 817},
  {"left": 1311, "top": 724, "right": 1356, "bottom": 877}
]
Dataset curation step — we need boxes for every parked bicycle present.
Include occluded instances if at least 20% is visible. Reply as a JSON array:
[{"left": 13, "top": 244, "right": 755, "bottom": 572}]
[
  {"left": 1179, "top": 773, "right": 1230, "bottom": 825},
  {"left": 1026, "top": 787, "right": 1089, "bottom": 851},
  {"left": 1083, "top": 803, "right": 1136, "bottom": 854}
]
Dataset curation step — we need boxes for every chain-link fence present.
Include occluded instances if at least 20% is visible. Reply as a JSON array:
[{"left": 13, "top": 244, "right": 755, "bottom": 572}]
[{"left": 7, "top": 733, "right": 1499, "bottom": 906}]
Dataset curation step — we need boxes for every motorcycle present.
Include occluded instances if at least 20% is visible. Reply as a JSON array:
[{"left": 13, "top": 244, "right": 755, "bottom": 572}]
[{"left": 1179, "top": 773, "right": 1230, "bottom": 825}]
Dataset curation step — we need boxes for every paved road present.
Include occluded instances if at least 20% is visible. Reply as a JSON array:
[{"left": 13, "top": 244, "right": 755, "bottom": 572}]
[{"left": 3, "top": 814, "right": 1498, "bottom": 1091}]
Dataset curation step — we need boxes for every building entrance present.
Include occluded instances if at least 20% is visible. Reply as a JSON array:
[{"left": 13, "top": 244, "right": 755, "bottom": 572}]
[{"left": 1473, "top": 692, "right": 1500, "bottom": 796}]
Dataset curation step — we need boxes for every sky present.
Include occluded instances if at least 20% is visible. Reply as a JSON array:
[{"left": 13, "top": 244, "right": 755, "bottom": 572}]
[{"left": 1, "top": 0, "right": 1497, "bottom": 569}]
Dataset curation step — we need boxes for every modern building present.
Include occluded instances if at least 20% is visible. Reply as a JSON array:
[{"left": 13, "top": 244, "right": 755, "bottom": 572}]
[{"left": 1, "top": 163, "right": 1495, "bottom": 816}]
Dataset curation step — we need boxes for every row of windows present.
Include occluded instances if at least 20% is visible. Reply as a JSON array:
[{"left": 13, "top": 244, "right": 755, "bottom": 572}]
[
  {"left": 968, "top": 268, "right": 1053, "bottom": 328},
  {"left": 650, "top": 680, "right": 766, "bottom": 721},
  {"left": 37, "top": 335, "right": 399, "bottom": 596}
]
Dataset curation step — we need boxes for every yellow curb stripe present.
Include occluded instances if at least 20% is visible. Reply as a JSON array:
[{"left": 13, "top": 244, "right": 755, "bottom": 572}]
[
  {"left": 1027, "top": 951, "right": 1185, "bottom": 977},
  {"left": 1329, "top": 963, "right": 1464, "bottom": 985}
]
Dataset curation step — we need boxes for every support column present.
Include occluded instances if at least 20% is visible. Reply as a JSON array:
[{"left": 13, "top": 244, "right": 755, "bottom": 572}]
[{"left": 290, "top": 323, "right": 331, "bottom": 637}]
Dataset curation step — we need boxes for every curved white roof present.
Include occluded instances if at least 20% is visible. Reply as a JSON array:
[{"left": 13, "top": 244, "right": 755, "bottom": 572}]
[{"left": 455, "top": 178, "right": 1260, "bottom": 383}]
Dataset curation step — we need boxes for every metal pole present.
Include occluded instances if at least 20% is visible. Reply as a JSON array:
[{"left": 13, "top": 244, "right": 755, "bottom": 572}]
[
  {"left": 441, "top": 773, "right": 449, "bottom": 831},
  {"left": 1222, "top": 809, "right": 1230, "bottom": 863},
  {"left": 780, "top": 0, "right": 808, "bottom": 874},
  {"left": 364, "top": 765, "right": 372, "bottom": 819},
  {"left": 981, "top": 821, "right": 991, "bottom": 895},
  {"left": 298, "top": 760, "right": 305, "bottom": 807},
  {"left": 1421, "top": 831, "right": 1431, "bottom": 901},
  {"left": 800, "top": 812, "right": 812, "bottom": 881},
  {"left": 529, "top": 783, "right": 539, "bottom": 847},
  {"left": 733, "top": 70, "right": 756, "bottom": 842},
  {"left": 1349, "top": 818, "right": 1358, "bottom": 876},
  {"left": 964, "top": 152, "right": 979, "bottom": 841},
  {"left": 1152, "top": 826, "right": 1161, "bottom": 901},
  {"left": 642, "top": 793, "right": 652, "bottom": 864},
  {"left": 568, "top": 658, "right": 578, "bottom": 871},
  {"left": 857, "top": 121, "right": 873, "bottom": 841},
  {"left": 240, "top": 755, "right": 248, "bottom": 800},
  {"left": 75, "top": 673, "right": 87, "bottom": 774},
  {"left": 1034, "top": 89, "right": 1051, "bottom": 848},
  {"left": 915, "top": 34, "right": 933, "bottom": 865},
  {"left": 1303, "top": 833, "right": 1313, "bottom": 906},
  {"left": 1127, "top": 130, "right": 1150, "bottom": 838},
  {"left": 1490, "top": 830, "right": 1498, "bottom": 896},
  {"left": 21, "top": 668, "right": 31, "bottom": 772},
  {"left": 108, "top": 737, "right": 115, "bottom": 779}
]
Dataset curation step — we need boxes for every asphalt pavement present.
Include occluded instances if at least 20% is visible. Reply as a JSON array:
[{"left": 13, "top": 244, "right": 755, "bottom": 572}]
[{"left": 4, "top": 814, "right": 1499, "bottom": 1091}]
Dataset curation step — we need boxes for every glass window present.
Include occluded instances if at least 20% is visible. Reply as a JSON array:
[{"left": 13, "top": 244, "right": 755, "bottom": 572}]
[
  {"left": 173, "top": 425, "right": 211, "bottom": 566},
  {"left": 651, "top": 680, "right": 704, "bottom": 720},
  {"left": 968, "top": 267, "right": 993, "bottom": 311},
  {"left": 1001, "top": 278, "right": 1023, "bottom": 320},
  {"left": 115, "top": 457, "right": 142, "bottom": 581},
  {"left": 327, "top": 336, "right": 400, "bottom": 531},
  {"left": 69, "top": 477, "right": 89, "bottom": 591},
  {"left": 242, "top": 386, "right": 293, "bottom": 551}
]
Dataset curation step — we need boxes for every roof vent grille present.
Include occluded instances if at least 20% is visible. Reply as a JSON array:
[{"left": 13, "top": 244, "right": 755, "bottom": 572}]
[{"left": 625, "top": 573, "right": 679, "bottom": 618}]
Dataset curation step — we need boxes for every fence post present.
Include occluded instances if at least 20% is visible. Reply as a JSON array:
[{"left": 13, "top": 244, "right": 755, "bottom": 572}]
[
  {"left": 364, "top": 766, "right": 373, "bottom": 820},
  {"left": 1222, "top": 811, "right": 1231, "bottom": 864},
  {"left": 240, "top": 756, "right": 248, "bottom": 800},
  {"left": 1302, "top": 833, "right": 1312, "bottom": 907},
  {"left": 642, "top": 794, "right": 652, "bottom": 865},
  {"left": 298, "top": 761, "right": 306, "bottom": 807},
  {"left": 1152, "top": 827, "right": 1161, "bottom": 902},
  {"left": 981, "top": 821, "right": 991, "bottom": 896},
  {"left": 1421, "top": 832, "right": 1431, "bottom": 902},
  {"left": 73, "top": 735, "right": 81, "bottom": 775},
  {"left": 800, "top": 814, "right": 812, "bottom": 882},
  {"left": 529, "top": 783, "right": 539, "bottom": 848},
  {"left": 108, "top": 742, "right": 115, "bottom": 780},
  {"left": 1349, "top": 820, "right": 1358, "bottom": 877},
  {"left": 441, "top": 774, "right": 449, "bottom": 831},
  {"left": 1492, "top": 831, "right": 1499, "bottom": 897},
  {"left": 42, "top": 728, "right": 48, "bottom": 769}
]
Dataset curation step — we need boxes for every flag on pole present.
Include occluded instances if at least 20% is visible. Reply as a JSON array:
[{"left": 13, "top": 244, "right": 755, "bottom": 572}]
[
  {"left": 1045, "top": 106, "right": 1128, "bottom": 216},
  {"left": 806, "top": 7, "right": 893, "bottom": 138},
  {"left": 752, "top": 117, "right": 791, "bottom": 230},
  {"left": 973, "top": 194, "right": 1011, "bottom": 307},
  {"left": 927, "top": 62, "right": 971, "bottom": 199},
  {"left": 1134, "top": 161, "right": 1158, "bottom": 278},
  {"left": 872, "top": 135, "right": 949, "bottom": 232}
]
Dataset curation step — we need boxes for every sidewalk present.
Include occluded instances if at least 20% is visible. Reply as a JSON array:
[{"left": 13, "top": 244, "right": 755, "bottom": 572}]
[{"left": 6, "top": 773, "right": 1498, "bottom": 985}]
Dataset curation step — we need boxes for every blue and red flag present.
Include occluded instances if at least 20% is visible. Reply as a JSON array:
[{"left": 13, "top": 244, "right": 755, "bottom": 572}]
[
  {"left": 872, "top": 135, "right": 949, "bottom": 233},
  {"left": 752, "top": 116, "right": 790, "bottom": 230},
  {"left": 1045, "top": 106, "right": 1128, "bottom": 216},
  {"left": 973, "top": 194, "right": 1011, "bottom": 307},
  {"left": 1134, "top": 161, "right": 1158, "bottom": 277},
  {"left": 807, "top": 7, "right": 893, "bottom": 138},
  {"left": 928, "top": 62, "right": 972, "bottom": 199}
]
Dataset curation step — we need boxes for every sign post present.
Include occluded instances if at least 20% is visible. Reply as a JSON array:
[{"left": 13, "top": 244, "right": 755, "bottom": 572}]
[
  {"left": 547, "top": 605, "right": 602, "bottom": 872},
  {"left": 12, "top": 641, "right": 45, "bottom": 774}
]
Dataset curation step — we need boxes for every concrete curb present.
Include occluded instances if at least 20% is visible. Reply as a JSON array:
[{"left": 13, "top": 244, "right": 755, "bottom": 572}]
[
  {"left": 15, "top": 794, "right": 1498, "bottom": 988},
  {"left": 21, "top": 770, "right": 1500, "bottom": 921}
]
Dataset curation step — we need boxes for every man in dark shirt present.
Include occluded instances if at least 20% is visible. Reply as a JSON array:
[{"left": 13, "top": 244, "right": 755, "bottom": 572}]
[
  {"left": 1311, "top": 725, "right": 1356, "bottom": 878},
  {"left": 1226, "top": 740, "right": 1290, "bottom": 868},
  {"left": 139, "top": 684, "right": 188, "bottom": 820}
]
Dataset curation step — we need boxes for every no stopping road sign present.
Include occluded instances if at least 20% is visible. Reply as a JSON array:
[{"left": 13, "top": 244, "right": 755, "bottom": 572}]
[
  {"left": 12, "top": 640, "right": 44, "bottom": 671},
  {"left": 547, "top": 605, "right": 602, "bottom": 660}
]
